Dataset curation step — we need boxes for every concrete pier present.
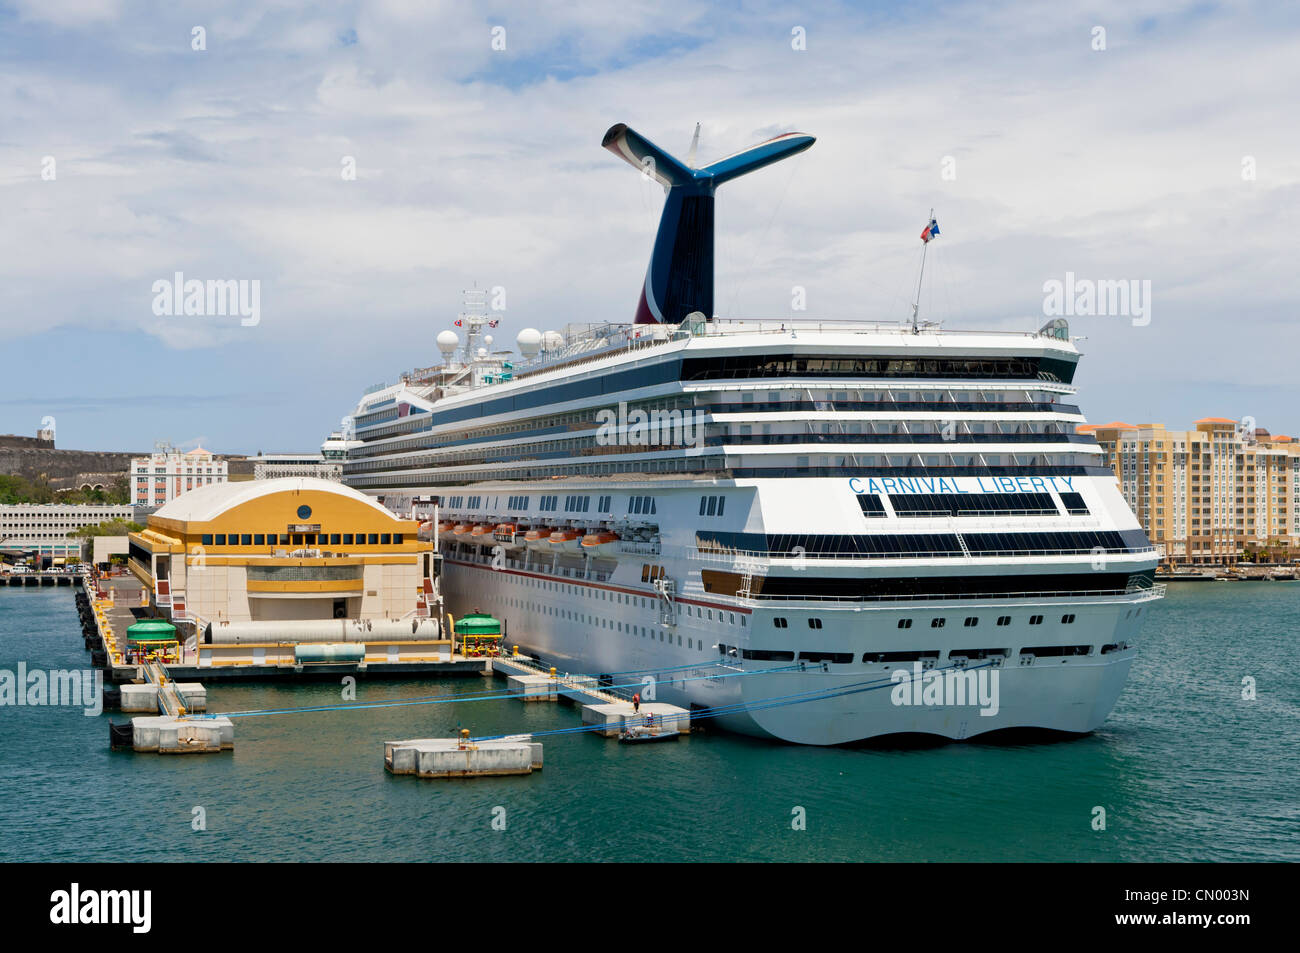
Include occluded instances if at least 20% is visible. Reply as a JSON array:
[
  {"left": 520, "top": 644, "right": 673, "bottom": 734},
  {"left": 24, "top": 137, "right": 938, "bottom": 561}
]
[
  {"left": 507, "top": 673, "right": 557, "bottom": 701},
  {"left": 385, "top": 735, "right": 542, "bottom": 778},
  {"left": 130, "top": 715, "right": 234, "bottom": 754},
  {"left": 581, "top": 702, "right": 691, "bottom": 738}
]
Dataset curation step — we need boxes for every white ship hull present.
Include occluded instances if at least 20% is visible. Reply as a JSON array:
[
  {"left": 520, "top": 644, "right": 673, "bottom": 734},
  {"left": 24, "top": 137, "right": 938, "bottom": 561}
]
[{"left": 438, "top": 534, "right": 1153, "bottom": 745}]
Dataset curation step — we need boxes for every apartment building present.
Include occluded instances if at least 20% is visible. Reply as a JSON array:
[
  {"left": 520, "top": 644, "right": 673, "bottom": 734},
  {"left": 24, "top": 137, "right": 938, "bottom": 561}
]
[
  {"left": 1082, "top": 418, "right": 1299, "bottom": 567},
  {"left": 130, "top": 447, "right": 228, "bottom": 506}
]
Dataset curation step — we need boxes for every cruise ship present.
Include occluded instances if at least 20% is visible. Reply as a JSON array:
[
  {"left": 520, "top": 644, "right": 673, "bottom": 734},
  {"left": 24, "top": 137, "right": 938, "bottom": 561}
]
[{"left": 339, "top": 122, "right": 1162, "bottom": 745}]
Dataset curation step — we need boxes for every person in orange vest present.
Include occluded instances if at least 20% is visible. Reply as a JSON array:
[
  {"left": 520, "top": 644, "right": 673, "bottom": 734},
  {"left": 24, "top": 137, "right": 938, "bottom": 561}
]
[{"left": 632, "top": 692, "right": 641, "bottom": 713}]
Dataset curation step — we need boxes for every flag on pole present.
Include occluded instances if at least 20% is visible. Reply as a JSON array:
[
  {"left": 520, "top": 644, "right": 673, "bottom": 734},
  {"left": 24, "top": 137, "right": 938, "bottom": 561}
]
[
  {"left": 920, "top": 217, "right": 940, "bottom": 243},
  {"left": 488, "top": 319, "right": 499, "bottom": 328},
  {"left": 453, "top": 319, "right": 463, "bottom": 327}
]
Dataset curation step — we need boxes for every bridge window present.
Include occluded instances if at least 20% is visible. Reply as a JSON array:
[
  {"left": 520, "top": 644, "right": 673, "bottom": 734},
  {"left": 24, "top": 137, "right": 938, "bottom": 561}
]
[
  {"left": 1059, "top": 492, "right": 1090, "bottom": 515},
  {"left": 856, "top": 494, "right": 887, "bottom": 517}
]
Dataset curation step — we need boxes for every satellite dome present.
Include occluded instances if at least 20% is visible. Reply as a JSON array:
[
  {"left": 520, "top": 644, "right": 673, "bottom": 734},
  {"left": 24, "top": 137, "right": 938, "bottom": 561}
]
[
  {"left": 516, "top": 328, "right": 542, "bottom": 357},
  {"left": 541, "top": 330, "right": 564, "bottom": 352},
  {"left": 484, "top": 334, "right": 494, "bottom": 349},
  {"left": 436, "top": 330, "right": 460, "bottom": 356},
  {"left": 476, "top": 347, "right": 487, "bottom": 359}
]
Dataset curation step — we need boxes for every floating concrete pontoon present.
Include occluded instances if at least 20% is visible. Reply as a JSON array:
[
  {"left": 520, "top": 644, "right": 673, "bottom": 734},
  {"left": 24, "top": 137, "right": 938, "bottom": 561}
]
[
  {"left": 385, "top": 734, "right": 542, "bottom": 778},
  {"left": 581, "top": 702, "right": 691, "bottom": 738},
  {"left": 116, "top": 681, "right": 207, "bottom": 713},
  {"left": 129, "top": 715, "right": 233, "bottom": 754},
  {"left": 507, "top": 673, "right": 558, "bottom": 701}
]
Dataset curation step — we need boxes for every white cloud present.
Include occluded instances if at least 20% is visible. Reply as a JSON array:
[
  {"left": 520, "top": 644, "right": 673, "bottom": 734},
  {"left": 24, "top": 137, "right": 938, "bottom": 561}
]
[{"left": 1, "top": 0, "right": 1297, "bottom": 444}]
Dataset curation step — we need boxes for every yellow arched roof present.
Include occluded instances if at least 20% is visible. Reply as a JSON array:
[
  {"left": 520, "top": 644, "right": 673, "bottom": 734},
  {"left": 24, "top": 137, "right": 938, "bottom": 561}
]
[{"left": 152, "top": 478, "right": 394, "bottom": 524}]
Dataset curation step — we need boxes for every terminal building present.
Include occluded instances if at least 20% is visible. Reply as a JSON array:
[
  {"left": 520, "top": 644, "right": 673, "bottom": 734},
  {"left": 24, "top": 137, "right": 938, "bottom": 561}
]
[{"left": 126, "top": 478, "right": 437, "bottom": 626}]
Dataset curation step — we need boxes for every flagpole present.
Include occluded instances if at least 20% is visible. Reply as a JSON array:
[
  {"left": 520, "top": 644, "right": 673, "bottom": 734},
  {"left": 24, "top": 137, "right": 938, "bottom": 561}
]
[{"left": 911, "top": 207, "right": 933, "bottom": 335}]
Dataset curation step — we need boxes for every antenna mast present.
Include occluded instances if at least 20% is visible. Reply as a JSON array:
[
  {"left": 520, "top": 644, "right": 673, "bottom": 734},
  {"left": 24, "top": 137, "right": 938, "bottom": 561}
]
[{"left": 458, "top": 286, "right": 489, "bottom": 362}]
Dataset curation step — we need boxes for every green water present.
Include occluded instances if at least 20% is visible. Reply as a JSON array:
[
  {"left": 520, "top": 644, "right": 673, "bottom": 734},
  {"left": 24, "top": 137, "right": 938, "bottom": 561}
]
[{"left": 0, "top": 584, "right": 1295, "bottom": 862}]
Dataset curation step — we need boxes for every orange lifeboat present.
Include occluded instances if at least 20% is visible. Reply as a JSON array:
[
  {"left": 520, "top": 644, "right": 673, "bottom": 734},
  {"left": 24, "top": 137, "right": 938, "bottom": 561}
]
[
  {"left": 580, "top": 530, "right": 621, "bottom": 557},
  {"left": 548, "top": 528, "right": 583, "bottom": 553},
  {"left": 451, "top": 523, "right": 473, "bottom": 542},
  {"left": 437, "top": 521, "right": 455, "bottom": 537},
  {"left": 523, "top": 527, "right": 554, "bottom": 550},
  {"left": 493, "top": 523, "right": 522, "bottom": 549},
  {"left": 417, "top": 521, "right": 433, "bottom": 540},
  {"left": 469, "top": 524, "right": 494, "bottom": 546}
]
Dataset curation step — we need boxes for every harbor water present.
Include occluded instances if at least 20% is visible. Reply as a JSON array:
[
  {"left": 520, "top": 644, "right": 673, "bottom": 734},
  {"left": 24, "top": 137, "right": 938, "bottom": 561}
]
[{"left": 1, "top": 584, "right": 1296, "bottom": 862}]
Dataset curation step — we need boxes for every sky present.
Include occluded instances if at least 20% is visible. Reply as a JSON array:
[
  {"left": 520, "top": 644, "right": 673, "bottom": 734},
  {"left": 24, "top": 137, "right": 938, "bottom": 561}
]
[{"left": 1, "top": 0, "right": 1297, "bottom": 453}]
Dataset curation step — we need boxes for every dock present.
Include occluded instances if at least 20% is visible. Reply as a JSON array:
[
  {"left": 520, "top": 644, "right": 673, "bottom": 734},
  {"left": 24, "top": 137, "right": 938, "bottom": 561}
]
[
  {"left": 78, "top": 575, "right": 491, "bottom": 683},
  {"left": 493, "top": 653, "right": 691, "bottom": 739},
  {"left": 385, "top": 732, "right": 543, "bottom": 778},
  {"left": 2, "top": 571, "right": 83, "bottom": 587}
]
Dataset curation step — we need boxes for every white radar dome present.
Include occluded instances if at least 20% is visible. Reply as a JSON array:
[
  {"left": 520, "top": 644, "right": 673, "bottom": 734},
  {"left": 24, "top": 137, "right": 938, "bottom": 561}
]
[
  {"left": 484, "top": 334, "right": 494, "bottom": 349},
  {"left": 436, "top": 330, "right": 460, "bottom": 356},
  {"left": 541, "top": 330, "right": 564, "bottom": 352},
  {"left": 476, "top": 347, "right": 487, "bottom": 359},
  {"left": 516, "top": 328, "right": 542, "bottom": 357}
]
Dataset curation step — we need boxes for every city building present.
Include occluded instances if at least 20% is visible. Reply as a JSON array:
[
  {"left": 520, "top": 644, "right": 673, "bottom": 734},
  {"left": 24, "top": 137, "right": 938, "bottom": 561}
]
[
  {"left": 227, "top": 452, "right": 342, "bottom": 483},
  {"left": 1081, "top": 418, "right": 1300, "bottom": 567},
  {"left": 0, "top": 503, "right": 135, "bottom": 567},
  {"left": 225, "top": 434, "right": 354, "bottom": 483},
  {"left": 130, "top": 447, "right": 227, "bottom": 506},
  {"left": 126, "top": 478, "right": 435, "bottom": 625}
]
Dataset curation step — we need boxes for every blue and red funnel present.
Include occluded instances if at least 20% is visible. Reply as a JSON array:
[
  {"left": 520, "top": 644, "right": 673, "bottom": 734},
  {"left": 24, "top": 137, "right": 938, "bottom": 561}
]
[{"left": 602, "top": 123, "right": 815, "bottom": 324}]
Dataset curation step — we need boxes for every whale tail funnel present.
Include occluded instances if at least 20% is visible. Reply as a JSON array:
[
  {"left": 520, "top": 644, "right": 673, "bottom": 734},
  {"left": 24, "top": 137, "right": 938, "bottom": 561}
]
[{"left": 603, "top": 123, "right": 814, "bottom": 324}]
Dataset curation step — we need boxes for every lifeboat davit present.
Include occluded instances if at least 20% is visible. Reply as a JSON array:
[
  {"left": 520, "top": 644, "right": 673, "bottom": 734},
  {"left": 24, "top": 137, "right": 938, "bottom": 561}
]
[
  {"left": 523, "top": 527, "right": 554, "bottom": 551},
  {"left": 580, "top": 531, "right": 621, "bottom": 557},
  {"left": 548, "top": 529, "right": 583, "bottom": 553},
  {"left": 469, "top": 524, "right": 495, "bottom": 545},
  {"left": 493, "top": 523, "right": 523, "bottom": 549}
]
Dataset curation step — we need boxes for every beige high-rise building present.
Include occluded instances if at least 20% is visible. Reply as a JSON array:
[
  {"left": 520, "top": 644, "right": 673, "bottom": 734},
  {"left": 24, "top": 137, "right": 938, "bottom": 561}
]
[{"left": 1080, "top": 418, "right": 1299, "bottom": 567}]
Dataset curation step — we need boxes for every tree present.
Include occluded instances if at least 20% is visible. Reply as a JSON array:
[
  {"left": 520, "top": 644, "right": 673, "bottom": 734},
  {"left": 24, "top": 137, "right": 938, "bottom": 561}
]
[{"left": 71, "top": 519, "right": 144, "bottom": 539}]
